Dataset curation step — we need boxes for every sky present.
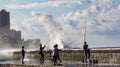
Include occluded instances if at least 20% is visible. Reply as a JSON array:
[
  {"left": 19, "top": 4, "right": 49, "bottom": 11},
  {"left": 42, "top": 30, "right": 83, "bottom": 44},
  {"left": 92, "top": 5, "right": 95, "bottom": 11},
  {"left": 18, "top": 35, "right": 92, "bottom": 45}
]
[{"left": 0, "top": 0, "right": 120, "bottom": 49}]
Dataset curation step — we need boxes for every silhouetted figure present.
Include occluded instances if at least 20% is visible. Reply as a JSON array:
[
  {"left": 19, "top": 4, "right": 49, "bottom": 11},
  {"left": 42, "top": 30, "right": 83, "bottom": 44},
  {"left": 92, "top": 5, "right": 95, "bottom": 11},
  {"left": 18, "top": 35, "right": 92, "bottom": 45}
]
[
  {"left": 21, "top": 46, "right": 25, "bottom": 64},
  {"left": 39, "top": 44, "right": 46, "bottom": 63},
  {"left": 53, "top": 44, "right": 62, "bottom": 65},
  {"left": 83, "top": 42, "right": 90, "bottom": 63}
]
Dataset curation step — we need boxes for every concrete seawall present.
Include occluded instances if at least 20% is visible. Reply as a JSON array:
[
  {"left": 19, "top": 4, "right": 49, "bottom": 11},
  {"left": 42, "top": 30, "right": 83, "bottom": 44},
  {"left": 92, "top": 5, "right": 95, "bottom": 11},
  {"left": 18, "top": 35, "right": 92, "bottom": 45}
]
[{"left": 12, "top": 49, "right": 120, "bottom": 64}]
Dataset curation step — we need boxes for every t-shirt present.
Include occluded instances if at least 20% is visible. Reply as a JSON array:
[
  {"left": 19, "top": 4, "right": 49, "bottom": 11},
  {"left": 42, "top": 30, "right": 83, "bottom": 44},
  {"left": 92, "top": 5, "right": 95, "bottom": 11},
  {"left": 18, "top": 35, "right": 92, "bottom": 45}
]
[{"left": 53, "top": 47, "right": 58, "bottom": 56}]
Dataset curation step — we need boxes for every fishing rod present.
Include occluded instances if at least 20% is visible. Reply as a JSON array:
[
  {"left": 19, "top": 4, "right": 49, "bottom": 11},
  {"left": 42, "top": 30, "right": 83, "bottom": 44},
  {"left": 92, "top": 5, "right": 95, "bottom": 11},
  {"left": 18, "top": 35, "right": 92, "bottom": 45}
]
[
  {"left": 44, "top": 38, "right": 51, "bottom": 46},
  {"left": 83, "top": 20, "right": 88, "bottom": 42},
  {"left": 63, "top": 40, "right": 76, "bottom": 48},
  {"left": 44, "top": 35, "right": 55, "bottom": 46}
]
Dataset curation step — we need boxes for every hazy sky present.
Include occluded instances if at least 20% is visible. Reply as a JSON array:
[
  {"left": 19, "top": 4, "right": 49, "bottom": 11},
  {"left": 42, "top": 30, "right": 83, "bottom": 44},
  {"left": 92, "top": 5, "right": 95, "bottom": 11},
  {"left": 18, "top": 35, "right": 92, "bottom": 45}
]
[{"left": 0, "top": 0, "right": 120, "bottom": 48}]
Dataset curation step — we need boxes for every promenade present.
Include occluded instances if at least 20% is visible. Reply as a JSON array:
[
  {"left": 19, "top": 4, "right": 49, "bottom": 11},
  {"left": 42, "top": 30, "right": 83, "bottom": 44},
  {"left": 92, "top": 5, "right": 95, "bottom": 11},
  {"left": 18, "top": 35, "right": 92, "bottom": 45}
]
[{"left": 0, "top": 60, "right": 119, "bottom": 67}]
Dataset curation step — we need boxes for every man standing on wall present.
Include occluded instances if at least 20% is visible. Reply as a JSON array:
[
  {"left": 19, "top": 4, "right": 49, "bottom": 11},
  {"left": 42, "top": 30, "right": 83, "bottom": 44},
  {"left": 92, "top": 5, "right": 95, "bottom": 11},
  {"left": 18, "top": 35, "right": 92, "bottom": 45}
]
[
  {"left": 21, "top": 46, "right": 25, "bottom": 64},
  {"left": 53, "top": 44, "right": 62, "bottom": 65},
  {"left": 39, "top": 44, "right": 46, "bottom": 63},
  {"left": 83, "top": 41, "right": 90, "bottom": 63}
]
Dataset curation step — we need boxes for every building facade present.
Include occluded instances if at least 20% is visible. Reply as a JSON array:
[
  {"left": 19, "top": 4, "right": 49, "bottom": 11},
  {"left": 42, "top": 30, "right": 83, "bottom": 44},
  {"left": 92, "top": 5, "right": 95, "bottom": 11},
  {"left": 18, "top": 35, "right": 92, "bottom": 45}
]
[
  {"left": 23, "top": 39, "right": 40, "bottom": 50},
  {"left": 0, "top": 9, "right": 10, "bottom": 30},
  {"left": 0, "top": 9, "right": 21, "bottom": 49}
]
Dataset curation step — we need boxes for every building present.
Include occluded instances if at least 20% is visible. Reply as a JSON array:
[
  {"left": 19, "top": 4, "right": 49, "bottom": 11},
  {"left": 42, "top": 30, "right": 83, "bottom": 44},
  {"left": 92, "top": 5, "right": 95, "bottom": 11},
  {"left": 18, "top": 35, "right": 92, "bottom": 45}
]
[
  {"left": 23, "top": 39, "right": 40, "bottom": 50},
  {"left": 0, "top": 9, "right": 10, "bottom": 30},
  {"left": 0, "top": 9, "right": 21, "bottom": 49}
]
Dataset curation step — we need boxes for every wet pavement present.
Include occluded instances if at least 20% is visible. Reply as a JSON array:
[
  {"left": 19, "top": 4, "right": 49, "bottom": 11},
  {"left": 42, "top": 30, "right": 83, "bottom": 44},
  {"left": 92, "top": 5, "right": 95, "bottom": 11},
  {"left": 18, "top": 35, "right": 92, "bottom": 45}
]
[{"left": 0, "top": 60, "right": 120, "bottom": 67}]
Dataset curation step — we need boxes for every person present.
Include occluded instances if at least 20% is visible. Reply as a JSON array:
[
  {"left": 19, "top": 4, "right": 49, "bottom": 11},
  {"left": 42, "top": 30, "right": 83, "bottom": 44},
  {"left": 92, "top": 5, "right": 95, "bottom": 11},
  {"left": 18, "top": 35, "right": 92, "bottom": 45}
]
[
  {"left": 39, "top": 44, "right": 46, "bottom": 62},
  {"left": 53, "top": 44, "right": 61, "bottom": 65},
  {"left": 83, "top": 41, "right": 90, "bottom": 63},
  {"left": 21, "top": 46, "right": 25, "bottom": 64}
]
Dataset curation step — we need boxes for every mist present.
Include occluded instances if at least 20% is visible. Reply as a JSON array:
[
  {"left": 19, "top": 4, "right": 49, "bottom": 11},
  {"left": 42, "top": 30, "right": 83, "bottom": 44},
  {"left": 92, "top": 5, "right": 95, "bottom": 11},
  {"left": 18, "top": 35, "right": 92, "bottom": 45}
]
[{"left": 38, "top": 14, "right": 68, "bottom": 49}]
